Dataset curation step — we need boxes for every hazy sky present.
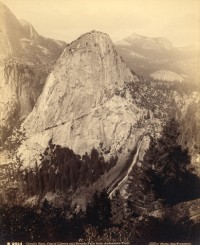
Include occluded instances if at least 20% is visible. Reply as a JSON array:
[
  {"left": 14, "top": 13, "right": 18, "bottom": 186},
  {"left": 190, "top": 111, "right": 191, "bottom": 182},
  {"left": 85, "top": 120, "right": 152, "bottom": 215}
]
[{"left": 2, "top": 0, "right": 200, "bottom": 47}]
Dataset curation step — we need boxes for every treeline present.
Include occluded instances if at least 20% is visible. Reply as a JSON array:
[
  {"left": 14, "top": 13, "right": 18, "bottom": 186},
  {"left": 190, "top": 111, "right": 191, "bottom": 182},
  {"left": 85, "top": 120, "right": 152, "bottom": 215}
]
[
  {"left": 127, "top": 118, "right": 200, "bottom": 215},
  {"left": 0, "top": 189, "right": 199, "bottom": 244},
  {"left": 144, "top": 118, "right": 200, "bottom": 205},
  {"left": 0, "top": 190, "right": 114, "bottom": 243},
  {"left": 24, "top": 143, "right": 117, "bottom": 197},
  {"left": 1, "top": 118, "right": 200, "bottom": 243}
]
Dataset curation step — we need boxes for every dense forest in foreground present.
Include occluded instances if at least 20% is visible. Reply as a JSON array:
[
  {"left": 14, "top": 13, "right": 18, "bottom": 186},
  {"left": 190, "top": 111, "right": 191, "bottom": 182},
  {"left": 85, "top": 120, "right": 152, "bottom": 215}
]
[{"left": 0, "top": 119, "right": 200, "bottom": 244}]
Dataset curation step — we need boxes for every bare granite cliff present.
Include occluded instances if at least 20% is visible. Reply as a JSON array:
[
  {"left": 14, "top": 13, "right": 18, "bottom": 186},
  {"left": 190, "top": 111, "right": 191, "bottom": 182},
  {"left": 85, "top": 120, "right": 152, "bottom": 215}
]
[
  {"left": 18, "top": 31, "right": 145, "bottom": 167},
  {"left": 10, "top": 31, "right": 162, "bottom": 205},
  {"left": 0, "top": 2, "right": 66, "bottom": 150}
]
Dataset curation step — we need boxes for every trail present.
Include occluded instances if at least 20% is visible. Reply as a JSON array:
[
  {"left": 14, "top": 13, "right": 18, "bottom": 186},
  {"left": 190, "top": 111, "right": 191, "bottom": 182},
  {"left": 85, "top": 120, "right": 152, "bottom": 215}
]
[
  {"left": 108, "top": 138, "right": 143, "bottom": 197},
  {"left": 43, "top": 95, "right": 114, "bottom": 132}
]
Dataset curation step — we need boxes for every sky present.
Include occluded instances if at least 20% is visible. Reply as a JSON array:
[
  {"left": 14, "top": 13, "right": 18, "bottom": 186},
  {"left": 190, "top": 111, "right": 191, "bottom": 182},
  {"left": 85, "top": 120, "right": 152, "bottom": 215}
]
[{"left": 2, "top": 0, "right": 200, "bottom": 47}]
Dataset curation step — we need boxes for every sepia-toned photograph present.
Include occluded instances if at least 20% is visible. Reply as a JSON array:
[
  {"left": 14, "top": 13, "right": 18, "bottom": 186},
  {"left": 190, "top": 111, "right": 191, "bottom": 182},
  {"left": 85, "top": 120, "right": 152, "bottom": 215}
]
[{"left": 0, "top": 0, "right": 199, "bottom": 244}]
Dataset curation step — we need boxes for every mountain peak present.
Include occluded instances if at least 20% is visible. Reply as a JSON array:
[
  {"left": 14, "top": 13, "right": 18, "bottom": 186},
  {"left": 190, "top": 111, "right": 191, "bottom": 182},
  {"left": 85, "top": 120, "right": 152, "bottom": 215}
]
[
  {"left": 0, "top": 1, "right": 8, "bottom": 10},
  {"left": 68, "top": 30, "right": 112, "bottom": 48},
  {"left": 128, "top": 33, "right": 144, "bottom": 39},
  {"left": 18, "top": 30, "right": 137, "bottom": 167},
  {"left": 0, "top": 2, "right": 64, "bottom": 57},
  {"left": 155, "top": 37, "right": 174, "bottom": 50},
  {"left": 117, "top": 32, "right": 175, "bottom": 51},
  {"left": 86, "top": 30, "right": 109, "bottom": 36},
  {"left": 0, "top": 1, "right": 19, "bottom": 24},
  {"left": 60, "top": 30, "right": 114, "bottom": 62},
  {"left": 0, "top": 2, "right": 24, "bottom": 56}
]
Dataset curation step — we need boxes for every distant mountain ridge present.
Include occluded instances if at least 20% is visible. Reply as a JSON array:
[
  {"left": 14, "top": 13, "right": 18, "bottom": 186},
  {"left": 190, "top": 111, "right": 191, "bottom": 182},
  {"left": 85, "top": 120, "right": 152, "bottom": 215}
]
[
  {"left": 0, "top": 1, "right": 65, "bottom": 57},
  {"left": 116, "top": 33, "right": 175, "bottom": 51},
  {"left": 115, "top": 33, "right": 199, "bottom": 84}
]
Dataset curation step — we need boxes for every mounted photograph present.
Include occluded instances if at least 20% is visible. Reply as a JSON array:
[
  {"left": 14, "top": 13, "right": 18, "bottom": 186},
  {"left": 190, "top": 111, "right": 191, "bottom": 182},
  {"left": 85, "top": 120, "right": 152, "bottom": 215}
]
[{"left": 0, "top": 0, "right": 199, "bottom": 244}]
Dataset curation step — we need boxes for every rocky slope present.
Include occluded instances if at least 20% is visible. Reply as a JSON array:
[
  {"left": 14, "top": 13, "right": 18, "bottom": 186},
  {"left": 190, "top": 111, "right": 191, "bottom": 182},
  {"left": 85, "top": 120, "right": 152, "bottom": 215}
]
[
  {"left": 116, "top": 33, "right": 200, "bottom": 174},
  {"left": 0, "top": 59, "right": 40, "bottom": 146},
  {"left": 125, "top": 76, "right": 200, "bottom": 170},
  {"left": 0, "top": 1, "right": 23, "bottom": 57},
  {"left": 0, "top": 2, "right": 66, "bottom": 203},
  {"left": 0, "top": 2, "right": 66, "bottom": 150},
  {"left": 178, "top": 92, "right": 200, "bottom": 175}
]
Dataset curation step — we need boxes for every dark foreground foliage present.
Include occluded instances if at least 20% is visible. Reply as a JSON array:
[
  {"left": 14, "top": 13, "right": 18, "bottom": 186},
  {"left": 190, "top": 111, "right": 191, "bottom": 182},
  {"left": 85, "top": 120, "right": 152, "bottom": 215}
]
[
  {"left": 145, "top": 118, "right": 200, "bottom": 205},
  {"left": 0, "top": 195, "right": 200, "bottom": 244},
  {"left": 127, "top": 118, "right": 200, "bottom": 213},
  {"left": 1, "top": 118, "right": 200, "bottom": 243}
]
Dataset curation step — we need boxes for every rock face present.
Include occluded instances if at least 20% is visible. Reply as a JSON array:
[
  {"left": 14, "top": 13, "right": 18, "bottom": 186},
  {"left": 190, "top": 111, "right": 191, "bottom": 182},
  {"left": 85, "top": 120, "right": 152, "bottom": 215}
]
[
  {"left": 0, "top": 2, "right": 66, "bottom": 149},
  {"left": 0, "top": 59, "right": 40, "bottom": 145},
  {"left": 0, "top": 2, "right": 65, "bottom": 57},
  {"left": 0, "top": 2, "right": 66, "bottom": 204},
  {"left": 177, "top": 92, "right": 200, "bottom": 174},
  {"left": 0, "top": 1, "right": 24, "bottom": 57},
  {"left": 18, "top": 31, "right": 145, "bottom": 168}
]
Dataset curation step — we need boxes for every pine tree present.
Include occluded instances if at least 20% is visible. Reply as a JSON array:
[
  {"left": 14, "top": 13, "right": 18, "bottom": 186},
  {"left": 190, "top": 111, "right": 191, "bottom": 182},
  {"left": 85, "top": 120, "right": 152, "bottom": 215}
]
[
  {"left": 144, "top": 118, "right": 200, "bottom": 205},
  {"left": 111, "top": 190, "right": 125, "bottom": 226},
  {"left": 98, "top": 189, "right": 112, "bottom": 230},
  {"left": 86, "top": 189, "right": 112, "bottom": 231},
  {"left": 127, "top": 118, "right": 200, "bottom": 214}
]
